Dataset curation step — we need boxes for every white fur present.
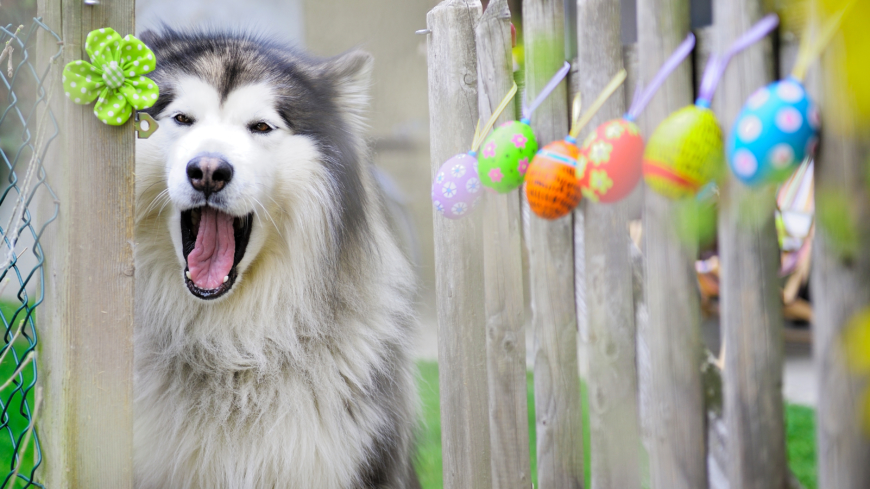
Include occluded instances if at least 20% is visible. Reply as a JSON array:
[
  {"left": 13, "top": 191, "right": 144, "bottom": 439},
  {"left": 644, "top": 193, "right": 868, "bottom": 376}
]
[{"left": 134, "top": 65, "right": 417, "bottom": 488}]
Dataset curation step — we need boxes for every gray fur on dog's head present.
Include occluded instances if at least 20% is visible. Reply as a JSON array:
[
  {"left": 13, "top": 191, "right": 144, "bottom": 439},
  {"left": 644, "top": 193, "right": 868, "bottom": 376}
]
[{"left": 140, "top": 28, "right": 374, "bottom": 259}]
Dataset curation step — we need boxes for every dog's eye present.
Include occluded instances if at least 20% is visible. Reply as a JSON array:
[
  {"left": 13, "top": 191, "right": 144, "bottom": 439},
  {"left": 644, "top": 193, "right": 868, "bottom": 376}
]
[
  {"left": 174, "top": 113, "right": 194, "bottom": 126},
  {"left": 249, "top": 122, "right": 273, "bottom": 134}
]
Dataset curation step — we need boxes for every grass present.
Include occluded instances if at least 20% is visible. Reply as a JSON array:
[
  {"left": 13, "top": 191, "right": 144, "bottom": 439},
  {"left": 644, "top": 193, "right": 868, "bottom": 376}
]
[
  {"left": 787, "top": 404, "right": 817, "bottom": 488},
  {"left": 415, "top": 362, "right": 443, "bottom": 489},
  {"left": 415, "top": 361, "right": 592, "bottom": 488},
  {"left": 415, "top": 360, "right": 818, "bottom": 489},
  {"left": 0, "top": 300, "right": 40, "bottom": 489}
]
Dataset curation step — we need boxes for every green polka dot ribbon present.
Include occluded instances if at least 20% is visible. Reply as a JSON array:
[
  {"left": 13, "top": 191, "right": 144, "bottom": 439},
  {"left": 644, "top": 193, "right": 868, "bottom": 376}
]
[{"left": 63, "top": 28, "right": 159, "bottom": 126}]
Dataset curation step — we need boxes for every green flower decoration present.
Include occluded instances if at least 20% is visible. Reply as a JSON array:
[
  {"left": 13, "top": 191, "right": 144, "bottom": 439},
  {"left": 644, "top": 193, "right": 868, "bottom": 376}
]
[
  {"left": 604, "top": 122, "right": 625, "bottom": 139},
  {"left": 590, "top": 169, "right": 613, "bottom": 194},
  {"left": 589, "top": 141, "right": 613, "bottom": 165},
  {"left": 63, "top": 28, "right": 159, "bottom": 126},
  {"left": 581, "top": 187, "right": 600, "bottom": 203}
]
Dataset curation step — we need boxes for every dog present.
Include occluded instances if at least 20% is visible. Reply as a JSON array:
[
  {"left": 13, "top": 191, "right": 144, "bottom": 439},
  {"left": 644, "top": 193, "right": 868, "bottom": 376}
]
[{"left": 133, "top": 28, "right": 420, "bottom": 488}]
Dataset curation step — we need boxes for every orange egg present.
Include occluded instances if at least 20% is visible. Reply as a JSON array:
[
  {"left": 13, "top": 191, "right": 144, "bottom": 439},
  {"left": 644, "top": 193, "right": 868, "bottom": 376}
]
[{"left": 524, "top": 139, "right": 581, "bottom": 219}]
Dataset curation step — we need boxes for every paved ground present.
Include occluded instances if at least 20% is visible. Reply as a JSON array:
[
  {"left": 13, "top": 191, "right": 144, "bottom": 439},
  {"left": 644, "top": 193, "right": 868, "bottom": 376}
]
[{"left": 783, "top": 343, "right": 816, "bottom": 406}]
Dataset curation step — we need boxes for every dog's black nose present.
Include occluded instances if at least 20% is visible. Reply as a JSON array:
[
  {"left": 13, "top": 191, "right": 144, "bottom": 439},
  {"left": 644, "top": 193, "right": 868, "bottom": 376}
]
[{"left": 186, "top": 154, "right": 234, "bottom": 197}]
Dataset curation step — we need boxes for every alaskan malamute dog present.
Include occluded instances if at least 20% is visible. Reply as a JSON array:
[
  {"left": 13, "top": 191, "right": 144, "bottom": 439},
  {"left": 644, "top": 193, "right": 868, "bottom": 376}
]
[{"left": 133, "top": 28, "right": 420, "bottom": 488}]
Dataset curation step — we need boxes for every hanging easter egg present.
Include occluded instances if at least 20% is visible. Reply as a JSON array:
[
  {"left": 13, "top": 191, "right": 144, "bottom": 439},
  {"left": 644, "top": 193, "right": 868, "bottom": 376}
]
[
  {"left": 643, "top": 106, "right": 725, "bottom": 200},
  {"left": 525, "top": 139, "right": 581, "bottom": 219},
  {"left": 577, "top": 119, "right": 644, "bottom": 203},
  {"left": 477, "top": 120, "right": 538, "bottom": 193},
  {"left": 727, "top": 78, "right": 820, "bottom": 186},
  {"left": 431, "top": 153, "right": 483, "bottom": 220}
]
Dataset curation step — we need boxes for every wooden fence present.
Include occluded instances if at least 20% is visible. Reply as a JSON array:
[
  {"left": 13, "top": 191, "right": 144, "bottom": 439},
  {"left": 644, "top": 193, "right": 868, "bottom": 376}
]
[
  {"left": 37, "top": 0, "right": 136, "bottom": 486},
  {"left": 425, "top": 1, "right": 870, "bottom": 489}
]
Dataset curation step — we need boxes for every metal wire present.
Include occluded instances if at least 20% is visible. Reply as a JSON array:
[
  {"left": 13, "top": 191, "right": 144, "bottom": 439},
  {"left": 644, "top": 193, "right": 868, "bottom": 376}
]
[{"left": 0, "top": 17, "right": 62, "bottom": 489}]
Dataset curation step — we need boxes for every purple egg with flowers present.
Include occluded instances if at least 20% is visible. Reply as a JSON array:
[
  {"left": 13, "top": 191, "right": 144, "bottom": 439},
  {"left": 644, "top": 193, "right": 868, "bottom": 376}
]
[
  {"left": 727, "top": 78, "right": 820, "bottom": 186},
  {"left": 431, "top": 152, "right": 483, "bottom": 220}
]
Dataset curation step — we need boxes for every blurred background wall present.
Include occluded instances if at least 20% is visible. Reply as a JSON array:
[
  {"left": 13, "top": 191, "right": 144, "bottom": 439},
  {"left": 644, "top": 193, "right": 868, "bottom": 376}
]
[
  {"left": 302, "top": 0, "right": 441, "bottom": 332},
  {"left": 137, "top": 0, "right": 306, "bottom": 46}
]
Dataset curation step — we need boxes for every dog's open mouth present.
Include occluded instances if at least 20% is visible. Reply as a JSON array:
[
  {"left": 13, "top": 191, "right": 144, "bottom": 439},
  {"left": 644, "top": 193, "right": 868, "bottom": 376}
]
[{"left": 181, "top": 207, "right": 253, "bottom": 300}]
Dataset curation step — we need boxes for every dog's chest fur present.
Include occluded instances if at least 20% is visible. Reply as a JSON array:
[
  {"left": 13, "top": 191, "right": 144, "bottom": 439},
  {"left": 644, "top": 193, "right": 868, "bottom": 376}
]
[{"left": 133, "top": 236, "right": 417, "bottom": 489}]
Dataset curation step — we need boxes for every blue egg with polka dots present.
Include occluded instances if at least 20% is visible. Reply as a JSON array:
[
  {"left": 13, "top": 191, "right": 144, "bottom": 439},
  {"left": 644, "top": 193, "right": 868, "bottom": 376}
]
[{"left": 727, "top": 77, "right": 820, "bottom": 186}]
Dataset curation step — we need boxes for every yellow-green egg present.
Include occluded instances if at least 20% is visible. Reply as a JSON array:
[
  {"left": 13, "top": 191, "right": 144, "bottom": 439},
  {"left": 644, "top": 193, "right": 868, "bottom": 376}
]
[{"left": 642, "top": 105, "right": 724, "bottom": 200}]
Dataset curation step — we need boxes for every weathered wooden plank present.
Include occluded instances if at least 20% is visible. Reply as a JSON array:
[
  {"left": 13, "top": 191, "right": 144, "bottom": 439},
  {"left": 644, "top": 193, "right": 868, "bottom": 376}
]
[
  {"left": 475, "top": 1, "right": 531, "bottom": 488},
  {"left": 37, "top": 0, "right": 136, "bottom": 486},
  {"left": 34, "top": 4, "right": 68, "bottom": 487},
  {"left": 809, "top": 48, "right": 870, "bottom": 489},
  {"left": 575, "top": 2, "right": 641, "bottom": 488},
  {"left": 692, "top": 24, "right": 731, "bottom": 489},
  {"left": 620, "top": 43, "right": 643, "bottom": 221},
  {"left": 570, "top": 61, "right": 588, "bottom": 367},
  {"left": 425, "top": 2, "right": 492, "bottom": 488},
  {"left": 635, "top": 1, "right": 708, "bottom": 489},
  {"left": 693, "top": 26, "right": 714, "bottom": 95},
  {"left": 622, "top": 44, "right": 637, "bottom": 118},
  {"left": 713, "top": 2, "right": 788, "bottom": 489},
  {"left": 521, "top": 1, "right": 583, "bottom": 488}
]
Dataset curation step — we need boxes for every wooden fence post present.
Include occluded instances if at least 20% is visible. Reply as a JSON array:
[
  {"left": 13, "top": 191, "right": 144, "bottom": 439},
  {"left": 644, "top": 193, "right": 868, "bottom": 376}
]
[
  {"left": 36, "top": 0, "right": 136, "bottom": 486},
  {"left": 714, "top": 2, "right": 788, "bottom": 488},
  {"left": 810, "top": 41, "right": 870, "bottom": 489},
  {"left": 425, "top": 2, "right": 493, "bottom": 488},
  {"left": 475, "top": 1, "right": 533, "bottom": 488},
  {"left": 635, "top": 1, "right": 709, "bottom": 488},
  {"left": 690, "top": 23, "right": 733, "bottom": 489},
  {"left": 575, "top": 1, "right": 641, "bottom": 488},
  {"left": 522, "top": 1, "right": 584, "bottom": 488}
]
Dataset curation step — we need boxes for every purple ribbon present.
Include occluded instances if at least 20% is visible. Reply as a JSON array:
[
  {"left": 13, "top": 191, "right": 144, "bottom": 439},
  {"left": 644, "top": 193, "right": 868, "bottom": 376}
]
[
  {"left": 521, "top": 61, "right": 571, "bottom": 121},
  {"left": 696, "top": 13, "right": 779, "bottom": 104},
  {"left": 626, "top": 33, "right": 696, "bottom": 121}
]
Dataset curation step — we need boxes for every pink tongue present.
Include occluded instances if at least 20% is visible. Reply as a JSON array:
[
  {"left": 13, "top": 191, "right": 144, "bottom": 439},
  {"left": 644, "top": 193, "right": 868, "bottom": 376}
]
[{"left": 187, "top": 207, "right": 236, "bottom": 290}]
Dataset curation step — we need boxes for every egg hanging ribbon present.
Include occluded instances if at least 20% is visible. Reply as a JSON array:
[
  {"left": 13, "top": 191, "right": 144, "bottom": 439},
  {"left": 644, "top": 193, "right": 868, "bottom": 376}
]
[
  {"left": 728, "top": 6, "right": 851, "bottom": 186},
  {"left": 471, "top": 82, "right": 520, "bottom": 155},
  {"left": 643, "top": 14, "right": 780, "bottom": 200},
  {"left": 575, "top": 33, "right": 696, "bottom": 204},
  {"left": 525, "top": 70, "right": 627, "bottom": 219},
  {"left": 478, "top": 61, "right": 571, "bottom": 193},
  {"left": 790, "top": 3, "right": 852, "bottom": 82},
  {"left": 431, "top": 82, "right": 518, "bottom": 220},
  {"left": 625, "top": 33, "right": 697, "bottom": 121}
]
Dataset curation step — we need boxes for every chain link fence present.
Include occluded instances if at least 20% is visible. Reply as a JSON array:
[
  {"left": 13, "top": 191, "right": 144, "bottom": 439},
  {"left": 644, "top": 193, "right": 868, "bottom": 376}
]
[{"left": 0, "top": 16, "right": 62, "bottom": 489}]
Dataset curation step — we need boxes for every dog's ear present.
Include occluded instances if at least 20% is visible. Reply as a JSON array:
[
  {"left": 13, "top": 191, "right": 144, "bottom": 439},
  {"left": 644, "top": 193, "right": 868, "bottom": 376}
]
[
  {"left": 138, "top": 29, "right": 158, "bottom": 47},
  {"left": 320, "top": 50, "right": 373, "bottom": 127}
]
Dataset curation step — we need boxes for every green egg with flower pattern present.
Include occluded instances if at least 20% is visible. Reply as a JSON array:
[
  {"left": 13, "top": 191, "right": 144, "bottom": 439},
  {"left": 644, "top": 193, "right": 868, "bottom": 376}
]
[{"left": 477, "top": 120, "right": 538, "bottom": 193}]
